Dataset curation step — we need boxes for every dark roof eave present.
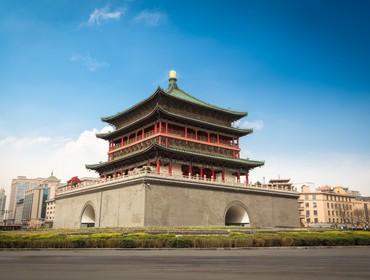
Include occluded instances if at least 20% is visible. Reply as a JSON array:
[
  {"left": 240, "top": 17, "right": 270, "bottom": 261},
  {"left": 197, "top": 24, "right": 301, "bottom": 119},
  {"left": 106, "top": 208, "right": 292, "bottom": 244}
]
[
  {"left": 101, "top": 87, "right": 164, "bottom": 123},
  {"left": 86, "top": 143, "right": 264, "bottom": 171},
  {"left": 96, "top": 106, "right": 253, "bottom": 140},
  {"left": 101, "top": 85, "right": 248, "bottom": 124},
  {"left": 162, "top": 89, "right": 248, "bottom": 118}
]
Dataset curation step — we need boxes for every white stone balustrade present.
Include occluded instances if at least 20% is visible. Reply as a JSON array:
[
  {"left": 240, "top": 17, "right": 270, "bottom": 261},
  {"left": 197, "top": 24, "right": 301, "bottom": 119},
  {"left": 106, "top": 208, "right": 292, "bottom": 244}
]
[{"left": 56, "top": 170, "right": 297, "bottom": 195}]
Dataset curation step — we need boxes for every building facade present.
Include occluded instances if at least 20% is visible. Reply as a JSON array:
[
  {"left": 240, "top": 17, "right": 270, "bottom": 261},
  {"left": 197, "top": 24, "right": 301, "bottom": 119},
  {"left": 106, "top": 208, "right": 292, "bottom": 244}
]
[
  {"left": 14, "top": 199, "right": 24, "bottom": 225},
  {"left": 9, "top": 174, "right": 61, "bottom": 228},
  {"left": 8, "top": 176, "right": 46, "bottom": 220},
  {"left": 352, "top": 196, "right": 370, "bottom": 227},
  {"left": 54, "top": 71, "right": 300, "bottom": 229},
  {"left": 44, "top": 175, "right": 61, "bottom": 226},
  {"left": 299, "top": 185, "right": 369, "bottom": 228},
  {"left": 0, "top": 188, "right": 6, "bottom": 223},
  {"left": 22, "top": 186, "right": 49, "bottom": 227}
]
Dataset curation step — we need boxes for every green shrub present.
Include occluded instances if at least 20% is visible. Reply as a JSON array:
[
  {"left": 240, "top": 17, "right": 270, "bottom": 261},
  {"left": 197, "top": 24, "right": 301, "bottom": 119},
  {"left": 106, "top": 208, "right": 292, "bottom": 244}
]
[
  {"left": 0, "top": 229, "right": 369, "bottom": 248},
  {"left": 120, "top": 238, "right": 136, "bottom": 248},
  {"left": 174, "top": 237, "right": 193, "bottom": 248}
]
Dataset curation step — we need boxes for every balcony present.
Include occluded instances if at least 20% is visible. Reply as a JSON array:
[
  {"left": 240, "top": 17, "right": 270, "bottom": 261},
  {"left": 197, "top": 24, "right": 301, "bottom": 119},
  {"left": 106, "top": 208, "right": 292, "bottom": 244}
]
[{"left": 56, "top": 170, "right": 298, "bottom": 196}]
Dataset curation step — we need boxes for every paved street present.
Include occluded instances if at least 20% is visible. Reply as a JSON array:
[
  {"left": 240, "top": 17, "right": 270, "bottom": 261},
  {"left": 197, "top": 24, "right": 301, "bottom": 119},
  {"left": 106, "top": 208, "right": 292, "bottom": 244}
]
[{"left": 0, "top": 247, "right": 369, "bottom": 280}]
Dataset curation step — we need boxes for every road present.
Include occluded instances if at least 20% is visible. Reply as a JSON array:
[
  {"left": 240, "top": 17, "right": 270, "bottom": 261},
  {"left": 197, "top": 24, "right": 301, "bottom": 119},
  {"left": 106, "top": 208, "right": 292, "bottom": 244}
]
[{"left": 0, "top": 247, "right": 369, "bottom": 280}]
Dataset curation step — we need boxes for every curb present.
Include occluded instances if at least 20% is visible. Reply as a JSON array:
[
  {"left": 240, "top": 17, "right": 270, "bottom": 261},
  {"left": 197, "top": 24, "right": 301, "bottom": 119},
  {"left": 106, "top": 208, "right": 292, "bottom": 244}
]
[{"left": 1, "top": 245, "right": 370, "bottom": 251}]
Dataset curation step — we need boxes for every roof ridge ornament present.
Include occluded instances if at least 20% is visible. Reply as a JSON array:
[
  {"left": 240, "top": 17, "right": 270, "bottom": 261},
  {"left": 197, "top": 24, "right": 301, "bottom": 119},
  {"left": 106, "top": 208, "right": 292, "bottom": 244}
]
[{"left": 168, "top": 70, "right": 178, "bottom": 89}]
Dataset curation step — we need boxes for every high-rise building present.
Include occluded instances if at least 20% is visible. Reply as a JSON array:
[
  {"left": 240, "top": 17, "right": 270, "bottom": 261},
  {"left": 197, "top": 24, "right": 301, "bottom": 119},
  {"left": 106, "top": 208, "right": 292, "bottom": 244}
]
[
  {"left": 14, "top": 199, "right": 24, "bottom": 224},
  {"left": 22, "top": 174, "right": 60, "bottom": 228},
  {"left": 0, "top": 188, "right": 6, "bottom": 222},
  {"left": 8, "top": 176, "right": 46, "bottom": 220}
]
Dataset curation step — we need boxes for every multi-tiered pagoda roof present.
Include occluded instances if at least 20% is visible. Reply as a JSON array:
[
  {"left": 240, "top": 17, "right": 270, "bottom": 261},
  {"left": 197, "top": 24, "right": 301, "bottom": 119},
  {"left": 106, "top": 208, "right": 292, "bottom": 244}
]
[{"left": 87, "top": 71, "right": 263, "bottom": 183}]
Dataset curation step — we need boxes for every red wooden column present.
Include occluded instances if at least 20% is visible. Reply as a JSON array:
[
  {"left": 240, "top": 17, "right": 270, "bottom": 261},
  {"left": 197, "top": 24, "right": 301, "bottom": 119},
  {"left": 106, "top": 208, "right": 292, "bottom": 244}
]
[
  {"left": 189, "top": 164, "right": 192, "bottom": 177},
  {"left": 207, "top": 132, "right": 210, "bottom": 143},
  {"left": 135, "top": 131, "right": 138, "bottom": 142},
  {"left": 236, "top": 172, "right": 240, "bottom": 183},
  {"left": 212, "top": 169, "right": 215, "bottom": 181},
  {"left": 200, "top": 168, "right": 204, "bottom": 179},
  {"left": 185, "top": 127, "right": 188, "bottom": 138},
  {"left": 222, "top": 168, "right": 225, "bottom": 182},
  {"left": 245, "top": 170, "right": 249, "bottom": 186},
  {"left": 165, "top": 122, "right": 169, "bottom": 146},
  {"left": 217, "top": 134, "right": 220, "bottom": 144},
  {"left": 158, "top": 122, "right": 162, "bottom": 145},
  {"left": 195, "top": 130, "right": 198, "bottom": 140},
  {"left": 168, "top": 159, "right": 173, "bottom": 176},
  {"left": 156, "top": 158, "right": 161, "bottom": 174}
]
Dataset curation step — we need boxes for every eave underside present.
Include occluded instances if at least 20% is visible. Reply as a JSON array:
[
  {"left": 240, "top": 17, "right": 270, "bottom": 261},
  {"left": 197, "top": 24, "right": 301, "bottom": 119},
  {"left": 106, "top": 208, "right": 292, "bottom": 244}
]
[
  {"left": 96, "top": 106, "right": 252, "bottom": 141},
  {"left": 86, "top": 143, "right": 264, "bottom": 174}
]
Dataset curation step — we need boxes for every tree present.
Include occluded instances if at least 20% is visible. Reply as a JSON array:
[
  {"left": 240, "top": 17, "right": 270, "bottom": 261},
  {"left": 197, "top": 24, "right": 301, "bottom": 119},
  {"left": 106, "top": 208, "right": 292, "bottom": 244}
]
[{"left": 353, "top": 208, "right": 366, "bottom": 227}]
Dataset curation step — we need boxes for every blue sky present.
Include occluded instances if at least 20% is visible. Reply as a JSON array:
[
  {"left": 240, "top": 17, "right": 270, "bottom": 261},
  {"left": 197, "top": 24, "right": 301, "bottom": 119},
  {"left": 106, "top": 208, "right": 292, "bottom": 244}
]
[{"left": 0, "top": 0, "right": 369, "bottom": 194}]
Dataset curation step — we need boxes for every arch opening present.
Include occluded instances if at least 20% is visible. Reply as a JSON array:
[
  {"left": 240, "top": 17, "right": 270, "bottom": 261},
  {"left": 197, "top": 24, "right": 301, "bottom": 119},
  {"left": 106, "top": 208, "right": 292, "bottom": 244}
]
[
  {"left": 81, "top": 204, "right": 96, "bottom": 228},
  {"left": 225, "top": 205, "right": 250, "bottom": 227}
]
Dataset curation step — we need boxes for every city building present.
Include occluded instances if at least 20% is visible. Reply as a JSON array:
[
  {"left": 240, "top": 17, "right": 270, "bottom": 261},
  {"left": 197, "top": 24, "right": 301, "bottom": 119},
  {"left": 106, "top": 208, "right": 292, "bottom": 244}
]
[
  {"left": 22, "top": 185, "right": 49, "bottom": 227},
  {"left": 352, "top": 196, "right": 370, "bottom": 227},
  {"left": 0, "top": 188, "right": 6, "bottom": 223},
  {"left": 44, "top": 174, "right": 61, "bottom": 226},
  {"left": 14, "top": 199, "right": 24, "bottom": 225},
  {"left": 299, "top": 185, "right": 369, "bottom": 228},
  {"left": 54, "top": 71, "right": 300, "bottom": 229},
  {"left": 20, "top": 174, "right": 61, "bottom": 228},
  {"left": 8, "top": 176, "right": 46, "bottom": 220}
]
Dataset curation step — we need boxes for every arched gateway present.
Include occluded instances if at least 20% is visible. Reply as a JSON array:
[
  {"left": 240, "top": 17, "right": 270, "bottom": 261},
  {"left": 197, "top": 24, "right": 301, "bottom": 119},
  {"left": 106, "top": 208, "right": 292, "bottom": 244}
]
[
  {"left": 80, "top": 204, "right": 96, "bottom": 228},
  {"left": 225, "top": 203, "right": 250, "bottom": 226}
]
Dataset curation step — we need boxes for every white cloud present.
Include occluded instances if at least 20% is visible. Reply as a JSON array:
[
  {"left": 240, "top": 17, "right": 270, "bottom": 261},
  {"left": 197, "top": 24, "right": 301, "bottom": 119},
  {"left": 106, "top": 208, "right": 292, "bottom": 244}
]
[
  {"left": 0, "top": 127, "right": 110, "bottom": 203},
  {"left": 134, "top": 10, "right": 166, "bottom": 26},
  {"left": 86, "top": 6, "right": 126, "bottom": 26},
  {"left": 233, "top": 119, "right": 264, "bottom": 131},
  {"left": 70, "top": 54, "right": 109, "bottom": 72},
  {"left": 248, "top": 152, "right": 370, "bottom": 196}
]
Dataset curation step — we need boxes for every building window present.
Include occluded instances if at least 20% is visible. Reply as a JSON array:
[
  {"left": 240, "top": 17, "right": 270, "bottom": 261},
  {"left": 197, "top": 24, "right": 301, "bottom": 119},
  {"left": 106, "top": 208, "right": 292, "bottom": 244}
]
[
  {"left": 314, "top": 210, "right": 318, "bottom": 216},
  {"left": 306, "top": 210, "right": 310, "bottom": 217},
  {"left": 327, "top": 203, "right": 330, "bottom": 208},
  {"left": 306, "top": 218, "right": 310, "bottom": 223},
  {"left": 312, "top": 194, "right": 316, "bottom": 200},
  {"left": 314, "top": 218, "right": 318, "bottom": 223},
  {"left": 305, "top": 202, "right": 309, "bottom": 207},
  {"left": 329, "top": 218, "right": 331, "bottom": 222},
  {"left": 332, "top": 211, "right": 335, "bottom": 216},
  {"left": 313, "top": 202, "right": 317, "bottom": 208},
  {"left": 328, "top": 211, "right": 330, "bottom": 216}
]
